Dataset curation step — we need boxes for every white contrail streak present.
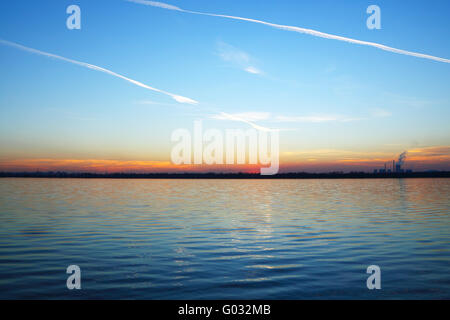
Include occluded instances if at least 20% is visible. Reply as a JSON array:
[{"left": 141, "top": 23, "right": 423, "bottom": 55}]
[
  {"left": 0, "top": 39, "right": 274, "bottom": 130},
  {"left": 127, "top": 0, "right": 450, "bottom": 64},
  {"left": 0, "top": 39, "right": 198, "bottom": 105},
  {"left": 217, "top": 112, "right": 277, "bottom": 132}
]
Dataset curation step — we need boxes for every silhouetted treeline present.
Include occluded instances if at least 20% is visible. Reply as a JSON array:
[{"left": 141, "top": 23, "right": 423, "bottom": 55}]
[{"left": 0, "top": 171, "right": 449, "bottom": 179}]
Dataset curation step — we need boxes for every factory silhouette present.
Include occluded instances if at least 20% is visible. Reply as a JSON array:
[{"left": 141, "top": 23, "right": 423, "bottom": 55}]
[{"left": 374, "top": 152, "right": 412, "bottom": 174}]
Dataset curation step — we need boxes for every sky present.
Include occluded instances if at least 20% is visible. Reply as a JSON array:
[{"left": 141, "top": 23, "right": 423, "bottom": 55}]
[{"left": 0, "top": 0, "right": 449, "bottom": 173}]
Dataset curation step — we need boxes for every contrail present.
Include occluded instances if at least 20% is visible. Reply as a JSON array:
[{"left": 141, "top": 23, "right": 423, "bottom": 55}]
[
  {"left": 127, "top": 0, "right": 450, "bottom": 64},
  {"left": 0, "top": 39, "right": 275, "bottom": 131},
  {"left": 218, "top": 112, "right": 276, "bottom": 132},
  {"left": 0, "top": 39, "right": 198, "bottom": 104}
]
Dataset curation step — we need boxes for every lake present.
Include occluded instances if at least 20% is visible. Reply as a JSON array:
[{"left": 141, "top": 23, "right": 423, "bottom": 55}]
[{"left": 0, "top": 178, "right": 449, "bottom": 299}]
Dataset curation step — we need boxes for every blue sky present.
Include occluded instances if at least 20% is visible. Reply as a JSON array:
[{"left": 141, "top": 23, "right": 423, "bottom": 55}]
[{"left": 0, "top": 0, "right": 449, "bottom": 172}]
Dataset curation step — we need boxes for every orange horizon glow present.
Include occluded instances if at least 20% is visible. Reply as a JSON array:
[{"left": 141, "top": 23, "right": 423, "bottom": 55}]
[{"left": 1, "top": 146, "right": 449, "bottom": 173}]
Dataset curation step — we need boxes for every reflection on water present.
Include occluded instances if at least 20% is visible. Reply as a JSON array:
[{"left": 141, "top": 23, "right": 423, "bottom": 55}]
[{"left": 0, "top": 178, "right": 449, "bottom": 299}]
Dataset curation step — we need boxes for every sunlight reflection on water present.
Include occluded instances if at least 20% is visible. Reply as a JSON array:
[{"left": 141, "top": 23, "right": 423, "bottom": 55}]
[{"left": 0, "top": 178, "right": 449, "bottom": 299}]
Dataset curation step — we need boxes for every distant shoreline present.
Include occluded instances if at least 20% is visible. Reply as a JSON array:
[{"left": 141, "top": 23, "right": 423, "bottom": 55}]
[{"left": 1, "top": 171, "right": 449, "bottom": 179}]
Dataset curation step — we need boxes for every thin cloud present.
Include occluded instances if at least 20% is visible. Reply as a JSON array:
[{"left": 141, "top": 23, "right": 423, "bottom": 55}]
[
  {"left": 212, "top": 112, "right": 270, "bottom": 122},
  {"left": 0, "top": 158, "right": 187, "bottom": 172},
  {"left": 128, "top": 0, "right": 450, "bottom": 64},
  {"left": 275, "top": 115, "right": 362, "bottom": 123},
  {"left": 0, "top": 39, "right": 198, "bottom": 105},
  {"left": 215, "top": 112, "right": 277, "bottom": 132},
  {"left": 370, "top": 108, "right": 392, "bottom": 118},
  {"left": 409, "top": 146, "right": 450, "bottom": 157},
  {"left": 244, "top": 66, "right": 261, "bottom": 74},
  {"left": 134, "top": 100, "right": 179, "bottom": 107},
  {"left": 283, "top": 149, "right": 392, "bottom": 158},
  {"left": 213, "top": 111, "right": 362, "bottom": 126},
  {"left": 216, "top": 41, "right": 262, "bottom": 75}
]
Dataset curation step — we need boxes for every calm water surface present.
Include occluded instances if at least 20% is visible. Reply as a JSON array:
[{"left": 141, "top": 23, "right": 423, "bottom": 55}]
[{"left": 0, "top": 178, "right": 449, "bottom": 299}]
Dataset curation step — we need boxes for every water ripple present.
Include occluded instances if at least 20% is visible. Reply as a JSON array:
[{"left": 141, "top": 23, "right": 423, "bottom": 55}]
[{"left": 0, "top": 178, "right": 449, "bottom": 299}]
